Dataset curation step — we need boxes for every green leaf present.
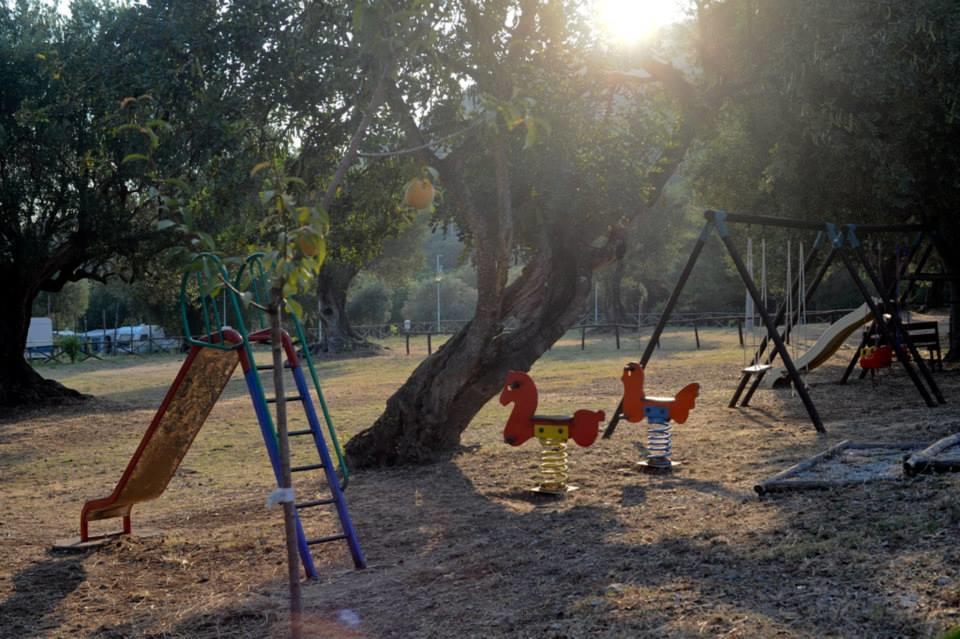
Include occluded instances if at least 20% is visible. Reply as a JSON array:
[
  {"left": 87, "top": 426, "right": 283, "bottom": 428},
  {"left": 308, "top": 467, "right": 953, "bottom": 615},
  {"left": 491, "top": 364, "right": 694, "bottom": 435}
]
[
  {"left": 352, "top": 1, "right": 365, "bottom": 32},
  {"left": 259, "top": 190, "right": 276, "bottom": 206},
  {"left": 163, "top": 177, "right": 191, "bottom": 193},
  {"left": 250, "top": 161, "right": 271, "bottom": 178},
  {"left": 285, "top": 297, "right": 303, "bottom": 318},
  {"left": 312, "top": 237, "right": 327, "bottom": 266},
  {"left": 195, "top": 231, "right": 216, "bottom": 251},
  {"left": 122, "top": 153, "right": 150, "bottom": 165},
  {"left": 145, "top": 119, "right": 172, "bottom": 132},
  {"left": 111, "top": 123, "right": 141, "bottom": 136},
  {"left": 312, "top": 206, "right": 330, "bottom": 230},
  {"left": 524, "top": 125, "right": 537, "bottom": 150},
  {"left": 155, "top": 219, "right": 177, "bottom": 231},
  {"left": 140, "top": 127, "right": 160, "bottom": 150}
]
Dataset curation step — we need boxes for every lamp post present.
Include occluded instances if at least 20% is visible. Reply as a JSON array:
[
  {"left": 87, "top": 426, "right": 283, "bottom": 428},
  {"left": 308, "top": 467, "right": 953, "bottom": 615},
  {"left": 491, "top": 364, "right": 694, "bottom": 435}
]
[
  {"left": 594, "top": 281, "right": 599, "bottom": 324},
  {"left": 435, "top": 255, "right": 442, "bottom": 333}
]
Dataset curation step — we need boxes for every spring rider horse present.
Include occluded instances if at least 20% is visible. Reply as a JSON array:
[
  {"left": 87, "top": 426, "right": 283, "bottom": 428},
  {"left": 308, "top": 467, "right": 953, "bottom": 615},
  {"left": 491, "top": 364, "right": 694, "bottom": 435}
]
[
  {"left": 619, "top": 362, "right": 699, "bottom": 472},
  {"left": 500, "top": 371, "right": 605, "bottom": 494}
]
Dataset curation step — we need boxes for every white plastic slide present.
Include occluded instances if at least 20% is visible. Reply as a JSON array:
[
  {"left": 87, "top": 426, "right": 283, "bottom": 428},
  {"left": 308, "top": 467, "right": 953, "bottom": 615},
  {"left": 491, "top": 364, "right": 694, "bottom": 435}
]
[{"left": 769, "top": 303, "right": 873, "bottom": 386}]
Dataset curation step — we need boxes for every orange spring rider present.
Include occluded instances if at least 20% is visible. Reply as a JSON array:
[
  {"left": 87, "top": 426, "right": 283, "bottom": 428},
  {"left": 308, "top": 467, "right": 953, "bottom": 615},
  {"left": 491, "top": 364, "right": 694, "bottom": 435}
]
[
  {"left": 500, "top": 371, "right": 605, "bottom": 494},
  {"left": 619, "top": 362, "right": 699, "bottom": 471}
]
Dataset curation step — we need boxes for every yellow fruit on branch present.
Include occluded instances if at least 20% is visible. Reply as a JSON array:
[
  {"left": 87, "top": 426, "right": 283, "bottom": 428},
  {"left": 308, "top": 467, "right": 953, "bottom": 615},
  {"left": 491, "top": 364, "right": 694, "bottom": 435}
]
[
  {"left": 403, "top": 178, "right": 435, "bottom": 210},
  {"left": 297, "top": 231, "right": 322, "bottom": 257}
]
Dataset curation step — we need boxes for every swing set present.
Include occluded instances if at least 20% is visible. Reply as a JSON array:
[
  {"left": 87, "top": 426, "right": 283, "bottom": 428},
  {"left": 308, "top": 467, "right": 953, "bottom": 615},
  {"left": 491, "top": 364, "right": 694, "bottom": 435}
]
[{"left": 603, "top": 210, "right": 947, "bottom": 438}]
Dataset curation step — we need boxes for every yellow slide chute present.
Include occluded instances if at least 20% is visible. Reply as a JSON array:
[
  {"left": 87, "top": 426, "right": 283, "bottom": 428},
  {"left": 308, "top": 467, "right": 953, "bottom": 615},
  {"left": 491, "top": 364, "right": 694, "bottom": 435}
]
[{"left": 769, "top": 303, "right": 873, "bottom": 386}]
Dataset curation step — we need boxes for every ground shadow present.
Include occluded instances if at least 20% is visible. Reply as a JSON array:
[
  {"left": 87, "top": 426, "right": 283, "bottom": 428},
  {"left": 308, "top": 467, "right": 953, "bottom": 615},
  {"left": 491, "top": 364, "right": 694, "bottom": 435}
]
[
  {"left": 86, "top": 455, "right": 949, "bottom": 638},
  {"left": 0, "top": 553, "right": 87, "bottom": 637}
]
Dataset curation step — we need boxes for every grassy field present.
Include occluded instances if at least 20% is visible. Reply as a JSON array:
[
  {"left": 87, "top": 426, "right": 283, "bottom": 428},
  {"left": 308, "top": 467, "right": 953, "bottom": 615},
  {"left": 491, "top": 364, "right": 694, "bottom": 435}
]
[{"left": 2, "top": 325, "right": 960, "bottom": 638}]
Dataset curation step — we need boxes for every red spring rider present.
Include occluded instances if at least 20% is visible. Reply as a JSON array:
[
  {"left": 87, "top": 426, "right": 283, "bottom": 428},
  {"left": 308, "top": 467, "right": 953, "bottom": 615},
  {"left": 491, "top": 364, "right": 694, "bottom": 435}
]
[
  {"left": 860, "top": 344, "right": 893, "bottom": 385},
  {"left": 500, "top": 371, "right": 605, "bottom": 494},
  {"left": 620, "top": 362, "right": 699, "bottom": 472}
]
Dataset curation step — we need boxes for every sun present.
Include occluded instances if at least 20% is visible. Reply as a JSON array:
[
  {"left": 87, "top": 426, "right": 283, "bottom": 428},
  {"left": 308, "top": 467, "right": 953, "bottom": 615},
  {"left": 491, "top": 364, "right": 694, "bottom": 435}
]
[{"left": 594, "top": 0, "right": 687, "bottom": 45}]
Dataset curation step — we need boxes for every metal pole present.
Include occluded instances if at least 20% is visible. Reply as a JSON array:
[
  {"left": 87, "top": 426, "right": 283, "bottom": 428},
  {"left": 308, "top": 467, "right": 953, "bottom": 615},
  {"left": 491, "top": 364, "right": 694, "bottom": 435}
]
[
  {"left": 594, "top": 281, "right": 599, "bottom": 324},
  {"left": 435, "top": 255, "right": 442, "bottom": 333},
  {"left": 603, "top": 221, "right": 712, "bottom": 439},
  {"left": 717, "top": 228, "right": 826, "bottom": 433},
  {"left": 637, "top": 298, "right": 642, "bottom": 335},
  {"left": 113, "top": 304, "right": 119, "bottom": 356}
]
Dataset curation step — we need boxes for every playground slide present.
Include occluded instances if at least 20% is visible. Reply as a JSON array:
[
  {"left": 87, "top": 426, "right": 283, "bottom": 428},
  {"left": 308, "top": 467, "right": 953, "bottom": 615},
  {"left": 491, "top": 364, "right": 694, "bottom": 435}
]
[
  {"left": 80, "top": 338, "right": 241, "bottom": 540},
  {"left": 769, "top": 303, "right": 873, "bottom": 385}
]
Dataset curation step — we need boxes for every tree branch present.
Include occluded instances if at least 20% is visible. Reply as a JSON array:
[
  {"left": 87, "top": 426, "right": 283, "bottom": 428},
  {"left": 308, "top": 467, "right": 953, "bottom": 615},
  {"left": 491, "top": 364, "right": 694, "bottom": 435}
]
[{"left": 321, "top": 62, "right": 392, "bottom": 212}]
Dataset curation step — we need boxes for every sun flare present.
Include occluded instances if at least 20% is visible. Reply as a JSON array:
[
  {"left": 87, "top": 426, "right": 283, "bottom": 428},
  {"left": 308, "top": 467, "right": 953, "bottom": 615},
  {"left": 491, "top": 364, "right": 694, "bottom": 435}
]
[{"left": 594, "top": 0, "right": 686, "bottom": 45}]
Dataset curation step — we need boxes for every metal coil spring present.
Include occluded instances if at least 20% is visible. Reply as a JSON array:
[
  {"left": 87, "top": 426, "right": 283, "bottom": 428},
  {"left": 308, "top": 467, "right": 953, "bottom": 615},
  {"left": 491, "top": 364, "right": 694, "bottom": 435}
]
[
  {"left": 646, "top": 417, "right": 673, "bottom": 467},
  {"left": 538, "top": 437, "right": 569, "bottom": 492}
]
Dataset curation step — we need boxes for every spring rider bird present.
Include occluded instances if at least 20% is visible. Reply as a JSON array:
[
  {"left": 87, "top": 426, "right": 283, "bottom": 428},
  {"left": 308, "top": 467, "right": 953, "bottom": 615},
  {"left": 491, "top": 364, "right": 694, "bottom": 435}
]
[
  {"left": 500, "top": 370, "right": 605, "bottom": 494},
  {"left": 619, "top": 362, "right": 699, "bottom": 472}
]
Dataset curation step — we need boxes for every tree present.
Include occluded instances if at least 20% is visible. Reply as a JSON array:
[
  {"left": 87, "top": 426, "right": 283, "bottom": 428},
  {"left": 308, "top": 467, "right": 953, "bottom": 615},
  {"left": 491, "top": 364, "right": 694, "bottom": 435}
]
[
  {"left": 0, "top": 2, "right": 160, "bottom": 404},
  {"left": 312, "top": 160, "right": 416, "bottom": 352},
  {"left": 0, "top": 0, "right": 299, "bottom": 405},
  {"left": 345, "top": 1, "right": 702, "bottom": 467},
  {"left": 691, "top": 0, "right": 960, "bottom": 357},
  {"left": 287, "top": 2, "right": 440, "bottom": 355},
  {"left": 32, "top": 281, "right": 89, "bottom": 331}
]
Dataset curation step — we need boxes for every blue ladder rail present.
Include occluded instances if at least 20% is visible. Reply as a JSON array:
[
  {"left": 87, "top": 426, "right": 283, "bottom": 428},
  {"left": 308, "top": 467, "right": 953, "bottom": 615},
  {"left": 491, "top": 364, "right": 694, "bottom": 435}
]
[
  {"left": 180, "top": 253, "right": 365, "bottom": 578},
  {"left": 241, "top": 328, "right": 366, "bottom": 577}
]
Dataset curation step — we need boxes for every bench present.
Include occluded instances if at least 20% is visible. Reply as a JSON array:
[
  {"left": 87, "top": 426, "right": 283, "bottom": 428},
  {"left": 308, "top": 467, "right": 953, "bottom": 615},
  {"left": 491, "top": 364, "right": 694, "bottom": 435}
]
[{"left": 902, "top": 321, "right": 943, "bottom": 371}]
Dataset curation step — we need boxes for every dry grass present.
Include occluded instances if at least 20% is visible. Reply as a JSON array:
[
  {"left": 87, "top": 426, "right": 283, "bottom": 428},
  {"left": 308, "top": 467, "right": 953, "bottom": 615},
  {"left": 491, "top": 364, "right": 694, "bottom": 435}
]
[{"left": 2, "top": 324, "right": 960, "bottom": 638}]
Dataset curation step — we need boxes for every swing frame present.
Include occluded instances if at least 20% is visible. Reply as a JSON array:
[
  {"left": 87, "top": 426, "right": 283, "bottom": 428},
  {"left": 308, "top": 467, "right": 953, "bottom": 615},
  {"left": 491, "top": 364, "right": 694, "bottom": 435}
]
[{"left": 603, "top": 210, "right": 947, "bottom": 438}]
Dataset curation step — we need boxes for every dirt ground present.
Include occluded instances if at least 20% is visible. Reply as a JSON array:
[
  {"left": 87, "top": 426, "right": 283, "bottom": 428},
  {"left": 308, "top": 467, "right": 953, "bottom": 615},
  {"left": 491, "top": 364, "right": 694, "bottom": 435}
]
[{"left": 2, "top": 324, "right": 960, "bottom": 638}]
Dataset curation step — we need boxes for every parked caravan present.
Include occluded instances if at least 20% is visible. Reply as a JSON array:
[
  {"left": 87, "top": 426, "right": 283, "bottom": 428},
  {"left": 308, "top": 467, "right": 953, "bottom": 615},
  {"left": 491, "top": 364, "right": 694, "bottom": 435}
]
[
  {"left": 25, "top": 317, "right": 54, "bottom": 359},
  {"left": 85, "top": 325, "right": 179, "bottom": 354}
]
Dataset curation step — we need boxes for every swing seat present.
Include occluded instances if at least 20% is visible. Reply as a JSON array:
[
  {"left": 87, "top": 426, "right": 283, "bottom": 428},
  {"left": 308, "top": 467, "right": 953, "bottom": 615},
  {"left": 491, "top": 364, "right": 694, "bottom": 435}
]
[{"left": 742, "top": 364, "right": 772, "bottom": 374}]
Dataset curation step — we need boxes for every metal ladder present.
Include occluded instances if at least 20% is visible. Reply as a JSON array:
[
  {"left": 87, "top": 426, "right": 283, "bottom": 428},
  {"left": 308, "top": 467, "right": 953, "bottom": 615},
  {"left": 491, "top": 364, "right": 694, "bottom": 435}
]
[
  {"left": 181, "top": 253, "right": 364, "bottom": 578},
  {"left": 243, "top": 328, "right": 366, "bottom": 576}
]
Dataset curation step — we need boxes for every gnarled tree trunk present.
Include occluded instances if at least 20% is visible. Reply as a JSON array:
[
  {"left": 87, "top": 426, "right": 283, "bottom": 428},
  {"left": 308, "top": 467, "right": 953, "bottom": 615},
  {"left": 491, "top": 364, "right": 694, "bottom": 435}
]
[
  {"left": 346, "top": 231, "right": 602, "bottom": 466},
  {"left": 0, "top": 280, "right": 85, "bottom": 407},
  {"left": 316, "top": 261, "right": 380, "bottom": 355}
]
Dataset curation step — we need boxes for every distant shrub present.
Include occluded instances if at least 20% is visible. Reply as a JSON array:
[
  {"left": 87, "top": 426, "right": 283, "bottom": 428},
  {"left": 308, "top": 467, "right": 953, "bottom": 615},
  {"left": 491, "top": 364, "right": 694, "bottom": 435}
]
[
  {"left": 402, "top": 277, "right": 477, "bottom": 325},
  {"left": 59, "top": 335, "right": 83, "bottom": 363},
  {"left": 347, "top": 279, "right": 391, "bottom": 325}
]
